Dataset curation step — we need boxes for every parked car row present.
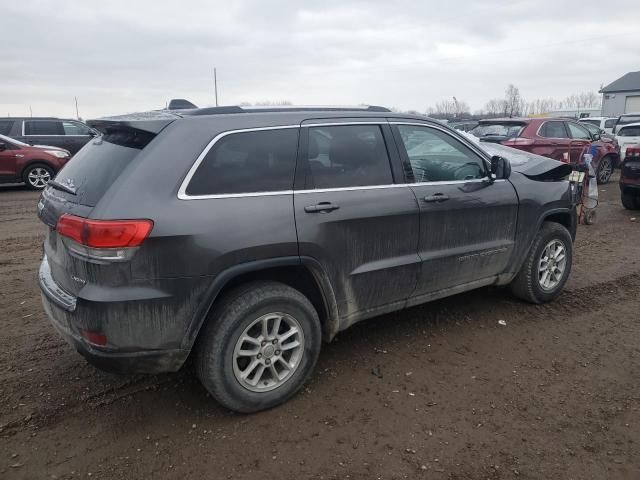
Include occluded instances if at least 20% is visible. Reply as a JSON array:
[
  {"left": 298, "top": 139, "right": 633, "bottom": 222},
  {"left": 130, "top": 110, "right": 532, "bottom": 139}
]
[
  {"left": 0, "top": 117, "right": 96, "bottom": 155},
  {"left": 469, "top": 117, "right": 618, "bottom": 184}
]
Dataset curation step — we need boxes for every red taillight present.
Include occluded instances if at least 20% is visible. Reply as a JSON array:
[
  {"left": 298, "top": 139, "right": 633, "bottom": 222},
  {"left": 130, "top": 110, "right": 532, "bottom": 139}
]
[
  {"left": 627, "top": 147, "right": 640, "bottom": 158},
  {"left": 501, "top": 137, "right": 535, "bottom": 146},
  {"left": 56, "top": 214, "right": 153, "bottom": 248},
  {"left": 81, "top": 329, "right": 107, "bottom": 347}
]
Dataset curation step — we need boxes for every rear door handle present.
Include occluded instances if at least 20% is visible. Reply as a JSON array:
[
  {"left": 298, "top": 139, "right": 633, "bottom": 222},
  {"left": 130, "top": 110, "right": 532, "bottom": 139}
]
[
  {"left": 423, "top": 193, "right": 449, "bottom": 203},
  {"left": 304, "top": 202, "right": 340, "bottom": 213}
]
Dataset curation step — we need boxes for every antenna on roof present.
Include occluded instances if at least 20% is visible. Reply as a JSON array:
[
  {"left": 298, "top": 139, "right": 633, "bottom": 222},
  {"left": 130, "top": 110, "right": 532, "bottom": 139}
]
[{"left": 214, "top": 67, "right": 219, "bottom": 107}]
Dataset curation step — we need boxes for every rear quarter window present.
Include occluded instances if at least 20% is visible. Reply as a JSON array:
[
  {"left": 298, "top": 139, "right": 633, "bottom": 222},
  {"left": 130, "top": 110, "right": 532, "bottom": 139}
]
[
  {"left": 185, "top": 128, "right": 299, "bottom": 196},
  {"left": 0, "top": 120, "right": 14, "bottom": 135}
]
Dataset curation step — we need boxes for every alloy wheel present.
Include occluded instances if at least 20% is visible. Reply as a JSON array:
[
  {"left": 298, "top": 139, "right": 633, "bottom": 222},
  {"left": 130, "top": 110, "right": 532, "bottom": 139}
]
[
  {"left": 232, "top": 312, "right": 305, "bottom": 392},
  {"left": 27, "top": 167, "right": 51, "bottom": 189},
  {"left": 538, "top": 239, "right": 567, "bottom": 291}
]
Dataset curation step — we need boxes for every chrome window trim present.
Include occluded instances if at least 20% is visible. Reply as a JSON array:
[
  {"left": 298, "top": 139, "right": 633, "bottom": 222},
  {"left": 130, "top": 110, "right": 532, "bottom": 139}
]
[
  {"left": 178, "top": 120, "right": 502, "bottom": 201},
  {"left": 177, "top": 125, "right": 300, "bottom": 200}
]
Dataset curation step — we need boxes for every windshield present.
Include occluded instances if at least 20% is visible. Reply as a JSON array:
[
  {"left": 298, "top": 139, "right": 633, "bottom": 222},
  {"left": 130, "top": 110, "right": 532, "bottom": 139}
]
[
  {"left": 580, "top": 119, "right": 599, "bottom": 127},
  {"left": 0, "top": 133, "right": 29, "bottom": 147},
  {"left": 618, "top": 115, "right": 640, "bottom": 127},
  {"left": 470, "top": 123, "right": 525, "bottom": 138},
  {"left": 53, "top": 128, "right": 155, "bottom": 206},
  {"left": 618, "top": 126, "right": 640, "bottom": 137}
]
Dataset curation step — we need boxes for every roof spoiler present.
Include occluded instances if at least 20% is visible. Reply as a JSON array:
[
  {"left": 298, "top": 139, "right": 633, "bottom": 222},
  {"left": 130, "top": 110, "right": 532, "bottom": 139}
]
[{"left": 87, "top": 111, "right": 179, "bottom": 135}]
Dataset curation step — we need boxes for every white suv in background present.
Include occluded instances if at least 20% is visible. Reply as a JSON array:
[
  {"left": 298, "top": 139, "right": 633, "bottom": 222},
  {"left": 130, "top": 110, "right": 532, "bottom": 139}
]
[
  {"left": 579, "top": 116, "right": 617, "bottom": 135},
  {"left": 615, "top": 123, "right": 640, "bottom": 159}
]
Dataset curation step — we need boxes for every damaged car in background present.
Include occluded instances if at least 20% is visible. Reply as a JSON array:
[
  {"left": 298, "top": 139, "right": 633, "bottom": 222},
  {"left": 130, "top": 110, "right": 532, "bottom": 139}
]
[{"left": 37, "top": 106, "right": 576, "bottom": 412}]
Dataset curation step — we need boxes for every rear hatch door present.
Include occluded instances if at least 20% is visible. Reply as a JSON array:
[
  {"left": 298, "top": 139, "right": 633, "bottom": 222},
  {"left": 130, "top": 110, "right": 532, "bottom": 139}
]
[{"left": 38, "top": 112, "right": 176, "bottom": 296}]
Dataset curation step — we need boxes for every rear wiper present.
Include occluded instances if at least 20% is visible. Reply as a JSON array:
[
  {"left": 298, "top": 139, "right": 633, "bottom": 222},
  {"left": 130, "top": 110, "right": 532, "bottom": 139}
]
[{"left": 48, "top": 179, "right": 77, "bottom": 195}]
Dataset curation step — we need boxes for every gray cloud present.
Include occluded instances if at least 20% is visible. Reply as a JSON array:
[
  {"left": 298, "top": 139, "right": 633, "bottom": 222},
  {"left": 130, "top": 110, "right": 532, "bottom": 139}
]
[{"left": 2, "top": 0, "right": 639, "bottom": 118}]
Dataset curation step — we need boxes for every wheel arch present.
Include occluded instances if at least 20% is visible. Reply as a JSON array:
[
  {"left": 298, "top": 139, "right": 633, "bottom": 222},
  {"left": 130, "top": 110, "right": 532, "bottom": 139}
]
[
  {"left": 183, "top": 256, "right": 340, "bottom": 354},
  {"left": 19, "top": 160, "right": 57, "bottom": 179}
]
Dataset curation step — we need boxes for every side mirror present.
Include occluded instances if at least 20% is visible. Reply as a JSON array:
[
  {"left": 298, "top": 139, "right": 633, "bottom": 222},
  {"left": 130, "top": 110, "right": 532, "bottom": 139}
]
[
  {"left": 591, "top": 133, "right": 601, "bottom": 141},
  {"left": 490, "top": 155, "right": 511, "bottom": 180},
  {"left": 0, "top": 142, "right": 6, "bottom": 152}
]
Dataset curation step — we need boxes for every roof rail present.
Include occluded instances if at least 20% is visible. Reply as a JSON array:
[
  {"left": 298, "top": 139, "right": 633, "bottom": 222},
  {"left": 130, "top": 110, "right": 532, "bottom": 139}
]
[{"left": 181, "top": 105, "right": 391, "bottom": 116}]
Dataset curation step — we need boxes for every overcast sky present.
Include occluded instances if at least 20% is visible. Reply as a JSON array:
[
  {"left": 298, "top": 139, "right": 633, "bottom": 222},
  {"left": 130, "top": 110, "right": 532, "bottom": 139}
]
[{"left": 3, "top": 0, "right": 640, "bottom": 119}]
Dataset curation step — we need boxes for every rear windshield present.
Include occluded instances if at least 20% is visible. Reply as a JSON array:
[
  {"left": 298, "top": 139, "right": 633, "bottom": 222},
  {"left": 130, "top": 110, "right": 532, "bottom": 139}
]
[
  {"left": 471, "top": 123, "right": 525, "bottom": 138},
  {"left": 618, "top": 126, "right": 640, "bottom": 137},
  {"left": 53, "top": 128, "right": 154, "bottom": 206}
]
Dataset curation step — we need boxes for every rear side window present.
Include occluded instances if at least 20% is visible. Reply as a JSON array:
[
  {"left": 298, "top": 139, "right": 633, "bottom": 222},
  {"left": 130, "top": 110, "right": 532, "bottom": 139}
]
[
  {"left": 539, "top": 121, "right": 568, "bottom": 138},
  {"left": 54, "top": 128, "right": 155, "bottom": 206},
  {"left": 619, "top": 126, "right": 640, "bottom": 137},
  {"left": 305, "top": 125, "right": 393, "bottom": 189},
  {"left": 185, "top": 128, "right": 299, "bottom": 196},
  {"left": 24, "top": 120, "right": 64, "bottom": 135},
  {"left": 604, "top": 119, "right": 616, "bottom": 129},
  {"left": 0, "top": 120, "right": 14, "bottom": 135}
]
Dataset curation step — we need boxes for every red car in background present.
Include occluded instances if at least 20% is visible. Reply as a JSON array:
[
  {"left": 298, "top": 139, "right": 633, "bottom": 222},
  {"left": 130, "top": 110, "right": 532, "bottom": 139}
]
[
  {"left": 470, "top": 118, "right": 619, "bottom": 184},
  {"left": 0, "top": 134, "right": 71, "bottom": 190}
]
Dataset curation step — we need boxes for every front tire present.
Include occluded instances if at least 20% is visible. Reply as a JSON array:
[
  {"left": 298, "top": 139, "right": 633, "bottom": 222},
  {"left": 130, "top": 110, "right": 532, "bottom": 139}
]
[
  {"left": 196, "top": 281, "right": 321, "bottom": 413},
  {"left": 510, "top": 222, "right": 573, "bottom": 304},
  {"left": 23, "top": 163, "right": 54, "bottom": 190},
  {"left": 596, "top": 156, "right": 613, "bottom": 185},
  {"left": 621, "top": 192, "right": 639, "bottom": 210}
]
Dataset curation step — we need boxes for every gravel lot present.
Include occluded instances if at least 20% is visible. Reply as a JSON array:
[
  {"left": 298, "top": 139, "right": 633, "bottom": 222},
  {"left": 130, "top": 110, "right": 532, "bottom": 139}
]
[{"left": 1, "top": 176, "right": 639, "bottom": 480}]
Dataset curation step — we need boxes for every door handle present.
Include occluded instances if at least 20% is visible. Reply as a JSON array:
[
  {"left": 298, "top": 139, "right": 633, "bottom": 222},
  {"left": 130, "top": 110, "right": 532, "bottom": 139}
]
[
  {"left": 423, "top": 193, "right": 449, "bottom": 203},
  {"left": 304, "top": 202, "right": 340, "bottom": 213}
]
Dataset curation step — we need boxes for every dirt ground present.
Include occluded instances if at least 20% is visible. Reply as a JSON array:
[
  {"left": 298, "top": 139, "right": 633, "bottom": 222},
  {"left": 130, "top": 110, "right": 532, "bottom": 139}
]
[{"left": 1, "top": 176, "right": 639, "bottom": 480}]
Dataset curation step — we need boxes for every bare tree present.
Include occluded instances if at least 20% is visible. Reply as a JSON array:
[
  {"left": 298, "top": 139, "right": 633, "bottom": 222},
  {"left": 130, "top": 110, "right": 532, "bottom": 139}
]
[
  {"left": 484, "top": 98, "right": 507, "bottom": 116},
  {"left": 426, "top": 98, "right": 470, "bottom": 118},
  {"left": 504, "top": 84, "right": 524, "bottom": 117},
  {"left": 562, "top": 91, "right": 599, "bottom": 109}
]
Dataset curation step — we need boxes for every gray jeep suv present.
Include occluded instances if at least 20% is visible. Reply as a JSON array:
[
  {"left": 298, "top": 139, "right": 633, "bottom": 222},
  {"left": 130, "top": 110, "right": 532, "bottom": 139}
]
[{"left": 38, "top": 106, "right": 576, "bottom": 412}]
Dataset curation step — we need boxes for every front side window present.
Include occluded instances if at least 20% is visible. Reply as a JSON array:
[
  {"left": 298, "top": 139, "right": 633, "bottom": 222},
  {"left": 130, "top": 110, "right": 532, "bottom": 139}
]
[
  {"left": 63, "top": 121, "right": 91, "bottom": 135},
  {"left": 539, "top": 121, "right": 568, "bottom": 139},
  {"left": 396, "top": 125, "right": 486, "bottom": 182},
  {"left": 185, "top": 128, "right": 299, "bottom": 196},
  {"left": 566, "top": 122, "right": 591, "bottom": 140},
  {"left": 305, "top": 125, "right": 393, "bottom": 189},
  {"left": 24, "top": 120, "right": 63, "bottom": 136}
]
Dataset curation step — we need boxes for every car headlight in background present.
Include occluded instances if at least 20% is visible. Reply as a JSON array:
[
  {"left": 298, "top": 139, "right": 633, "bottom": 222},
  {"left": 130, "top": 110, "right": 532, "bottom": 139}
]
[{"left": 45, "top": 150, "right": 69, "bottom": 158}]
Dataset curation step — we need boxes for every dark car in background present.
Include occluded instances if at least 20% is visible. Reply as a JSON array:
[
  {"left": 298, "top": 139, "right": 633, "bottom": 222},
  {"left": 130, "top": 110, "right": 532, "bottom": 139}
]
[
  {"left": 0, "top": 117, "right": 97, "bottom": 156},
  {"left": 620, "top": 145, "right": 640, "bottom": 210},
  {"left": 0, "top": 134, "right": 71, "bottom": 189},
  {"left": 470, "top": 117, "right": 619, "bottom": 184},
  {"left": 37, "top": 105, "right": 576, "bottom": 413}
]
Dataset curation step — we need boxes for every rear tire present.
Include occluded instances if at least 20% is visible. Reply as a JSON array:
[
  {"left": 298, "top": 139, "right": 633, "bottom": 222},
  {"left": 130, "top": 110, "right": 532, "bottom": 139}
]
[
  {"left": 196, "top": 281, "right": 321, "bottom": 413},
  {"left": 510, "top": 222, "right": 573, "bottom": 304},
  {"left": 596, "top": 156, "right": 613, "bottom": 184},
  {"left": 621, "top": 192, "right": 639, "bottom": 210},
  {"left": 22, "top": 163, "right": 54, "bottom": 190}
]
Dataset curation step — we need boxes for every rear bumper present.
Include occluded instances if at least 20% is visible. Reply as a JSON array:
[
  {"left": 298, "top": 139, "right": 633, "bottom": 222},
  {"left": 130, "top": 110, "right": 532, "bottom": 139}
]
[{"left": 38, "top": 256, "right": 188, "bottom": 374}]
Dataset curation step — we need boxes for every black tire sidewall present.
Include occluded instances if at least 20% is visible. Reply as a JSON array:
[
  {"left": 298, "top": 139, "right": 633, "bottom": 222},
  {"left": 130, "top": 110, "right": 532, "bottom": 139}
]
[
  {"left": 621, "top": 192, "right": 639, "bottom": 210},
  {"left": 199, "top": 285, "right": 321, "bottom": 412},
  {"left": 23, "top": 163, "right": 54, "bottom": 190},
  {"left": 527, "top": 225, "right": 573, "bottom": 302}
]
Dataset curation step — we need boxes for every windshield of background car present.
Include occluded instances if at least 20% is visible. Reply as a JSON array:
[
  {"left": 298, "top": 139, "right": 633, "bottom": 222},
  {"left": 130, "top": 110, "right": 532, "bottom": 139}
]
[
  {"left": 470, "top": 123, "right": 525, "bottom": 138},
  {"left": 618, "top": 126, "right": 640, "bottom": 137},
  {"left": 618, "top": 116, "right": 640, "bottom": 127}
]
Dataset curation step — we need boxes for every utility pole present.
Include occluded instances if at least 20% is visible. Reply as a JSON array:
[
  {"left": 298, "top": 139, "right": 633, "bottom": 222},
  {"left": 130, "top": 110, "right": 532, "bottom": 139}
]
[
  {"left": 29, "top": 105, "right": 33, "bottom": 117},
  {"left": 453, "top": 96, "right": 459, "bottom": 119},
  {"left": 75, "top": 96, "right": 80, "bottom": 119},
  {"left": 214, "top": 67, "right": 219, "bottom": 106}
]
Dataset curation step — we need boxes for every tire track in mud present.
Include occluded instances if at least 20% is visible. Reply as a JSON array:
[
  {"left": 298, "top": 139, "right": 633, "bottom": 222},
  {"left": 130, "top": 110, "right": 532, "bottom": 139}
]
[{"left": 2, "top": 271, "right": 638, "bottom": 439}]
